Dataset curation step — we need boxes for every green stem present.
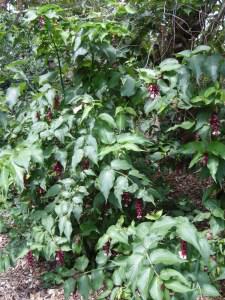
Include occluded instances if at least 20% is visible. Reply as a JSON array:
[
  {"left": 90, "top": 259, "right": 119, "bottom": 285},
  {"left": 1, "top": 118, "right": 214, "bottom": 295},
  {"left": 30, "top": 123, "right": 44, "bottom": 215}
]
[{"left": 49, "top": 32, "right": 66, "bottom": 101}]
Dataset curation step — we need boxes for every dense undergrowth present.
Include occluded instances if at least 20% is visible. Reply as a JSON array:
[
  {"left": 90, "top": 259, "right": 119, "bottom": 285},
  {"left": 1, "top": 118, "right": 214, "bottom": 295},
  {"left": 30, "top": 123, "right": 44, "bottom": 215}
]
[{"left": 0, "top": 1, "right": 225, "bottom": 299}]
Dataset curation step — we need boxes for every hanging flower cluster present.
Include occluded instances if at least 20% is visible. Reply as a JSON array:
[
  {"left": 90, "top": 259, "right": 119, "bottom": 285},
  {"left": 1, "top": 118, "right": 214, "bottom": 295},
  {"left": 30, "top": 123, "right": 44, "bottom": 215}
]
[
  {"left": 26, "top": 250, "right": 34, "bottom": 268},
  {"left": 53, "top": 161, "right": 63, "bottom": 176},
  {"left": 55, "top": 250, "right": 64, "bottom": 265},
  {"left": 122, "top": 192, "right": 132, "bottom": 207},
  {"left": 210, "top": 112, "right": 220, "bottom": 136},
  {"left": 148, "top": 84, "right": 160, "bottom": 99},
  {"left": 135, "top": 199, "right": 143, "bottom": 220},
  {"left": 179, "top": 240, "right": 187, "bottom": 260}
]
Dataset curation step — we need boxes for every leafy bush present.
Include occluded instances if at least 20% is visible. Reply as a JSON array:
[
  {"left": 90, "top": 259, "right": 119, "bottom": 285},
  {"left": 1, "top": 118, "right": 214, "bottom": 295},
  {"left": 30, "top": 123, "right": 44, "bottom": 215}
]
[{"left": 0, "top": 3, "right": 225, "bottom": 299}]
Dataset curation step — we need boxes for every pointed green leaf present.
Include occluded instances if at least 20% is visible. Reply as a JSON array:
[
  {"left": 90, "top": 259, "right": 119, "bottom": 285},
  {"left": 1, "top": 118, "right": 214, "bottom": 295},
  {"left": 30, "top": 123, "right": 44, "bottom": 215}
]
[
  {"left": 99, "top": 167, "right": 115, "bottom": 200},
  {"left": 150, "top": 249, "right": 183, "bottom": 265},
  {"left": 64, "top": 278, "right": 76, "bottom": 300},
  {"left": 150, "top": 277, "right": 163, "bottom": 300}
]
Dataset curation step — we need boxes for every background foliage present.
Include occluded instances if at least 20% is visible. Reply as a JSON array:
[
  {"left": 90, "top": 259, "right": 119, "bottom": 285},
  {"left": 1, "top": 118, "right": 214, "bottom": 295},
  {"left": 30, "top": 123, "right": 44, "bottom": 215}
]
[{"left": 0, "top": 0, "right": 225, "bottom": 299}]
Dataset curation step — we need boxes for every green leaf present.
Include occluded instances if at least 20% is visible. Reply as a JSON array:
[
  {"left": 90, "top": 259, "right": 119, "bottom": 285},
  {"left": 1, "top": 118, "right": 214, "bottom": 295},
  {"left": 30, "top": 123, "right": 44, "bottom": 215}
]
[
  {"left": 176, "top": 50, "right": 192, "bottom": 58},
  {"left": 91, "top": 269, "right": 104, "bottom": 291},
  {"left": 204, "top": 54, "right": 222, "bottom": 82},
  {"left": 72, "top": 149, "right": 84, "bottom": 169},
  {"left": 137, "top": 189, "right": 155, "bottom": 204},
  {"left": 55, "top": 150, "right": 67, "bottom": 169},
  {"left": 159, "top": 58, "right": 181, "bottom": 72},
  {"left": 64, "top": 219, "right": 72, "bottom": 241},
  {"left": 160, "top": 269, "right": 190, "bottom": 286},
  {"left": 127, "top": 253, "right": 143, "bottom": 289},
  {"left": 201, "top": 284, "right": 220, "bottom": 297},
  {"left": 182, "top": 141, "right": 205, "bottom": 154},
  {"left": 150, "top": 249, "right": 183, "bottom": 265},
  {"left": 46, "top": 184, "right": 61, "bottom": 198},
  {"left": 114, "top": 176, "right": 129, "bottom": 208},
  {"left": 187, "top": 54, "right": 205, "bottom": 83},
  {"left": 77, "top": 275, "right": 91, "bottom": 300},
  {"left": 121, "top": 75, "right": 136, "bottom": 97},
  {"left": 81, "top": 105, "right": 93, "bottom": 123},
  {"left": 74, "top": 255, "right": 89, "bottom": 272},
  {"left": 116, "top": 113, "right": 126, "bottom": 131},
  {"left": 207, "top": 156, "right": 219, "bottom": 181},
  {"left": 13, "top": 148, "right": 31, "bottom": 171},
  {"left": 165, "top": 280, "right": 192, "bottom": 293},
  {"left": 111, "top": 159, "right": 131, "bottom": 170},
  {"left": 84, "top": 135, "right": 98, "bottom": 165},
  {"left": 208, "top": 141, "right": 225, "bottom": 159},
  {"left": 137, "top": 267, "right": 154, "bottom": 300},
  {"left": 176, "top": 218, "right": 200, "bottom": 252},
  {"left": 99, "top": 113, "right": 117, "bottom": 128},
  {"left": 124, "top": 4, "right": 137, "bottom": 14},
  {"left": 150, "top": 277, "right": 163, "bottom": 300},
  {"left": 167, "top": 121, "right": 195, "bottom": 132},
  {"left": 108, "top": 225, "right": 128, "bottom": 244},
  {"left": 117, "top": 133, "right": 149, "bottom": 145},
  {"left": 151, "top": 216, "right": 177, "bottom": 236},
  {"left": 64, "top": 278, "right": 76, "bottom": 300},
  {"left": 42, "top": 215, "right": 54, "bottom": 234},
  {"left": 192, "top": 45, "right": 211, "bottom": 54},
  {"left": 98, "top": 126, "right": 116, "bottom": 144},
  {"left": 138, "top": 68, "right": 158, "bottom": 82},
  {"left": 98, "top": 166, "right": 115, "bottom": 200}
]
